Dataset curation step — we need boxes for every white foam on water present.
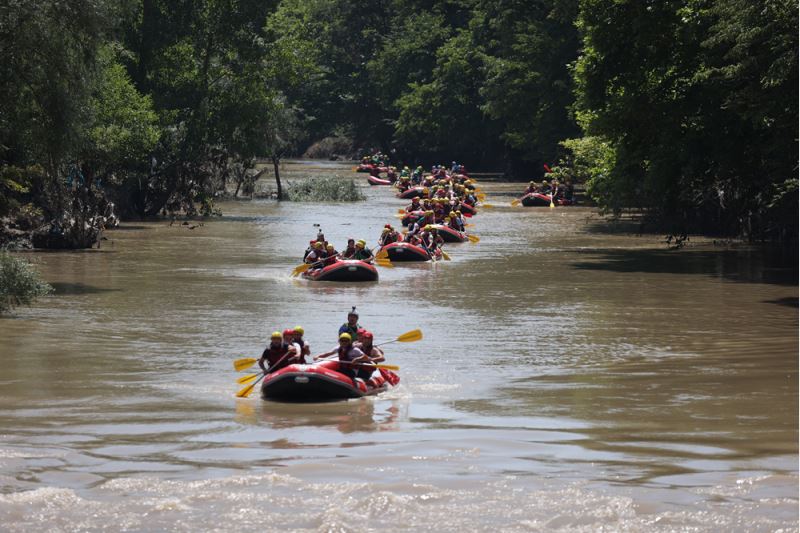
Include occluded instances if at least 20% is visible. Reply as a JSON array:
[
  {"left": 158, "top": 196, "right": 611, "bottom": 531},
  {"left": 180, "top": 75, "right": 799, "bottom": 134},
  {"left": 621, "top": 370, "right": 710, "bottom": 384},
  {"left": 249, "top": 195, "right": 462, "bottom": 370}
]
[{"left": 0, "top": 471, "right": 795, "bottom": 532}]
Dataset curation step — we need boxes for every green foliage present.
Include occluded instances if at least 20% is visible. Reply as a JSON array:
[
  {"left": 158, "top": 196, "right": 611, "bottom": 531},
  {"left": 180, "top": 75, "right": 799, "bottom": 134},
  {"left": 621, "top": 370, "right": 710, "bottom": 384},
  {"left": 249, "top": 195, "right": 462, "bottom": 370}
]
[
  {"left": 0, "top": 252, "right": 53, "bottom": 314},
  {"left": 282, "top": 177, "right": 365, "bottom": 202},
  {"left": 0, "top": 167, "right": 31, "bottom": 217},
  {"left": 86, "top": 46, "right": 161, "bottom": 173},
  {"left": 573, "top": 0, "right": 798, "bottom": 238}
]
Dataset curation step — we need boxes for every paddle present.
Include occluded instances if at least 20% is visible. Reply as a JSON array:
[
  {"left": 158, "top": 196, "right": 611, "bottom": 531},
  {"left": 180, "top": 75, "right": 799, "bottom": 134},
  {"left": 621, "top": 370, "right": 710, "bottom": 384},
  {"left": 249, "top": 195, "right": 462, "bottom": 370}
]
[
  {"left": 291, "top": 256, "right": 327, "bottom": 277},
  {"left": 233, "top": 357, "right": 258, "bottom": 372},
  {"left": 467, "top": 234, "right": 480, "bottom": 243},
  {"left": 511, "top": 198, "right": 521, "bottom": 207},
  {"left": 236, "top": 350, "right": 294, "bottom": 398},
  {"left": 550, "top": 194, "right": 555, "bottom": 209},
  {"left": 375, "top": 328, "right": 423, "bottom": 346},
  {"left": 441, "top": 249, "right": 451, "bottom": 260},
  {"left": 376, "top": 258, "right": 394, "bottom": 268},
  {"left": 481, "top": 203, "right": 494, "bottom": 209},
  {"left": 375, "top": 248, "right": 389, "bottom": 261}
]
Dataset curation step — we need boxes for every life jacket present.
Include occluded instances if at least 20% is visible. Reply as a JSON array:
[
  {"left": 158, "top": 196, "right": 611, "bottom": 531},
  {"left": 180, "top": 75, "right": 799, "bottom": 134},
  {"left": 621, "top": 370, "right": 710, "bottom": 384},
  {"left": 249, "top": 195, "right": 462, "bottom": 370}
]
[
  {"left": 262, "top": 342, "right": 290, "bottom": 369},
  {"left": 323, "top": 251, "right": 338, "bottom": 266},
  {"left": 339, "top": 323, "right": 359, "bottom": 338}
]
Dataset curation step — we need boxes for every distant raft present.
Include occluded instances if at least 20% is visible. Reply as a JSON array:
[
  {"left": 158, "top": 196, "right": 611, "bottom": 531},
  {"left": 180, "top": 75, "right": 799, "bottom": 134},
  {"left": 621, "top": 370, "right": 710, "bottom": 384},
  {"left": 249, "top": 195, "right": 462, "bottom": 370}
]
[
  {"left": 520, "top": 193, "right": 574, "bottom": 207},
  {"left": 379, "top": 241, "right": 439, "bottom": 262}
]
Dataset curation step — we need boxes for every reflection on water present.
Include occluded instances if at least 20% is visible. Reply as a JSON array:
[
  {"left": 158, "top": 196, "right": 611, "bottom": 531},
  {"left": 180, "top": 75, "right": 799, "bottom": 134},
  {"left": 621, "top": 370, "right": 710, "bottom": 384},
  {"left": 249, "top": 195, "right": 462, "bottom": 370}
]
[{"left": 234, "top": 398, "right": 402, "bottom": 434}]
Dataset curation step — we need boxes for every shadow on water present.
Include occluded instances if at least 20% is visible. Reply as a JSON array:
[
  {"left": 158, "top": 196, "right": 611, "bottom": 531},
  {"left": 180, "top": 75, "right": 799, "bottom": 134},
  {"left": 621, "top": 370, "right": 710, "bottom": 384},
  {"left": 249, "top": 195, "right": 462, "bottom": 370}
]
[
  {"left": 570, "top": 247, "right": 798, "bottom": 287},
  {"left": 50, "top": 282, "right": 122, "bottom": 295}
]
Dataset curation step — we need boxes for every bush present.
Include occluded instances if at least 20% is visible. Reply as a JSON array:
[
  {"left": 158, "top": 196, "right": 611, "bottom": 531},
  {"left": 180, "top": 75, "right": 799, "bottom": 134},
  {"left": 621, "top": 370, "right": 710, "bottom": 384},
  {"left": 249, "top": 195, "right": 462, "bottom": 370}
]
[
  {"left": 0, "top": 251, "right": 53, "bottom": 314},
  {"left": 282, "top": 177, "right": 365, "bottom": 202}
]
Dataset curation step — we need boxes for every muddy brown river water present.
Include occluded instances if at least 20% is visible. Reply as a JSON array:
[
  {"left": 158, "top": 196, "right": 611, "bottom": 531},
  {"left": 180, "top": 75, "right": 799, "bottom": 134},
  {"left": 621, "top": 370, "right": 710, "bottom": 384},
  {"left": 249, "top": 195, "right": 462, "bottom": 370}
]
[{"left": 0, "top": 161, "right": 797, "bottom": 531}]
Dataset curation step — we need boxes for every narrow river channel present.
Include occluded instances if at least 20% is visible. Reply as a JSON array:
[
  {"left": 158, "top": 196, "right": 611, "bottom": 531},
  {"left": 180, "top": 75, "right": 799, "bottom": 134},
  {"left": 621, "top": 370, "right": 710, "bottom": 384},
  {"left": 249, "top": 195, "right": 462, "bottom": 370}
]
[{"left": 1, "top": 161, "right": 797, "bottom": 531}]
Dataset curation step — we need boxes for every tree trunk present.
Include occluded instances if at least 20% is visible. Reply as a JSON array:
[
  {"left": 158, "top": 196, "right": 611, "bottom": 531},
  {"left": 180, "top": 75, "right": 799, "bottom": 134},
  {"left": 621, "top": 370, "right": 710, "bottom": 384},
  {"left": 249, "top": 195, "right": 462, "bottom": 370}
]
[{"left": 272, "top": 156, "right": 282, "bottom": 200}]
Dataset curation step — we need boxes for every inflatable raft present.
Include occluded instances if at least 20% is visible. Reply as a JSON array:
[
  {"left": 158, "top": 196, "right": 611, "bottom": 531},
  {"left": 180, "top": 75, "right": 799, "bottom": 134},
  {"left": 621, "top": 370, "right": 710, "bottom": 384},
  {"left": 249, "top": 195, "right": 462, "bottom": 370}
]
[
  {"left": 301, "top": 260, "right": 378, "bottom": 282},
  {"left": 400, "top": 210, "right": 426, "bottom": 226},
  {"left": 431, "top": 224, "right": 467, "bottom": 243},
  {"left": 397, "top": 187, "right": 426, "bottom": 200},
  {"left": 262, "top": 360, "right": 397, "bottom": 402},
  {"left": 520, "top": 193, "right": 574, "bottom": 207},
  {"left": 380, "top": 241, "right": 438, "bottom": 262},
  {"left": 367, "top": 175, "right": 392, "bottom": 186},
  {"left": 459, "top": 202, "right": 477, "bottom": 216}
]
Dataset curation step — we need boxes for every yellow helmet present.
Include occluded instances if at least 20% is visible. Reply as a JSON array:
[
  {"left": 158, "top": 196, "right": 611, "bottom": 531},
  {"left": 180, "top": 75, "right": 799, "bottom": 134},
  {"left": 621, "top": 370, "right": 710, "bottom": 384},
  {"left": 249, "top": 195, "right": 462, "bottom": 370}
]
[
  {"left": 424, "top": 225, "right": 432, "bottom": 230},
  {"left": 294, "top": 326, "right": 304, "bottom": 335},
  {"left": 339, "top": 332, "right": 352, "bottom": 341},
  {"left": 271, "top": 331, "right": 282, "bottom": 339},
  {"left": 313, "top": 242, "right": 323, "bottom": 249},
  {"left": 356, "top": 240, "right": 366, "bottom": 248}
]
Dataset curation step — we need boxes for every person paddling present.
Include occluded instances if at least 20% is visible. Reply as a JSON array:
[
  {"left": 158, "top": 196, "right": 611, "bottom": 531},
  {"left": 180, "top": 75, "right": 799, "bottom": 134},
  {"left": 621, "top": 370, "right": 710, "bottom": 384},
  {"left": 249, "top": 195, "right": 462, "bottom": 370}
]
[
  {"left": 352, "top": 239, "right": 374, "bottom": 262},
  {"left": 293, "top": 326, "right": 310, "bottom": 360},
  {"left": 314, "top": 332, "right": 371, "bottom": 384},
  {"left": 305, "top": 242, "right": 325, "bottom": 270},
  {"left": 259, "top": 331, "right": 299, "bottom": 373},
  {"left": 341, "top": 238, "right": 356, "bottom": 259},
  {"left": 356, "top": 330, "right": 385, "bottom": 364}
]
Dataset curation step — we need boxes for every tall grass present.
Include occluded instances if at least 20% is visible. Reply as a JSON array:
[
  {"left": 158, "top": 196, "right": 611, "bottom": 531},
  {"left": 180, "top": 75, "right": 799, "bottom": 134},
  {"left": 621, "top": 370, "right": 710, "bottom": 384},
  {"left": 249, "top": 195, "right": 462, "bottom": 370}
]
[
  {"left": 0, "top": 251, "right": 53, "bottom": 314},
  {"left": 282, "top": 177, "right": 365, "bottom": 202}
]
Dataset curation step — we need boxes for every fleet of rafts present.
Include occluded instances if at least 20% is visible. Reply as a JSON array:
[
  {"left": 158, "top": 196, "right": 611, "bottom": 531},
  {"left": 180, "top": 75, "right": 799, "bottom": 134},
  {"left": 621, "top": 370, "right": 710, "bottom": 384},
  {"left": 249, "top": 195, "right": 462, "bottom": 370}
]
[{"left": 233, "top": 158, "right": 579, "bottom": 402}]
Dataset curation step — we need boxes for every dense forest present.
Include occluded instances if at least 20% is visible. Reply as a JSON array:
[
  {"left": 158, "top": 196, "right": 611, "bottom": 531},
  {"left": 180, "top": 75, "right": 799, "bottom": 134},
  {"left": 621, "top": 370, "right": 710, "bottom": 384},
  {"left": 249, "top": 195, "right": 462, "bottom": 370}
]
[{"left": 0, "top": 0, "right": 797, "bottom": 247}]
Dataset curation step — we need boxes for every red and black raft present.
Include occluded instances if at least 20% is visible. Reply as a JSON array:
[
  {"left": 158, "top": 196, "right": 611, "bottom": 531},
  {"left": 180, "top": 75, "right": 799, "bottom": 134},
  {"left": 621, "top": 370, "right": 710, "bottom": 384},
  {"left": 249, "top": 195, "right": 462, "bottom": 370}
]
[
  {"left": 400, "top": 210, "right": 425, "bottom": 226},
  {"left": 431, "top": 224, "right": 467, "bottom": 243},
  {"left": 261, "top": 360, "right": 398, "bottom": 402},
  {"left": 397, "top": 187, "right": 426, "bottom": 200},
  {"left": 379, "top": 241, "right": 434, "bottom": 262},
  {"left": 301, "top": 260, "right": 378, "bottom": 282},
  {"left": 367, "top": 175, "right": 392, "bottom": 186},
  {"left": 520, "top": 193, "right": 574, "bottom": 207},
  {"left": 458, "top": 202, "right": 477, "bottom": 217}
]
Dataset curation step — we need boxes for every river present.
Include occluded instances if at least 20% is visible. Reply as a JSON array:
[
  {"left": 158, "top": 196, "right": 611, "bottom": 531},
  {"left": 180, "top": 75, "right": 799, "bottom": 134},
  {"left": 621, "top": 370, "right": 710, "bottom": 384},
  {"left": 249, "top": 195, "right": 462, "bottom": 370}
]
[{"left": 1, "top": 161, "right": 797, "bottom": 532}]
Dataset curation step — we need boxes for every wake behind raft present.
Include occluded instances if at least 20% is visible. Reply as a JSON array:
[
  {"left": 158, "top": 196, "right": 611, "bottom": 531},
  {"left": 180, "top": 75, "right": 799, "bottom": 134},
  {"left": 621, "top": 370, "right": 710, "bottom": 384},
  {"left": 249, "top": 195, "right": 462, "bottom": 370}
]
[{"left": 261, "top": 359, "right": 398, "bottom": 402}]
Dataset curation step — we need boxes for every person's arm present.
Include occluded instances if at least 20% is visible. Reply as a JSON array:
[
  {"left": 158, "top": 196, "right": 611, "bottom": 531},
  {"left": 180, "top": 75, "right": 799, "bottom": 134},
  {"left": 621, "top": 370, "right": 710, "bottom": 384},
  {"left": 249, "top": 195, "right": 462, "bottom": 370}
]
[
  {"left": 288, "top": 342, "right": 303, "bottom": 362},
  {"left": 350, "top": 347, "right": 370, "bottom": 364},
  {"left": 370, "top": 346, "right": 385, "bottom": 363},
  {"left": 313, "top": 346, "right": 337, "bottom": 360}
]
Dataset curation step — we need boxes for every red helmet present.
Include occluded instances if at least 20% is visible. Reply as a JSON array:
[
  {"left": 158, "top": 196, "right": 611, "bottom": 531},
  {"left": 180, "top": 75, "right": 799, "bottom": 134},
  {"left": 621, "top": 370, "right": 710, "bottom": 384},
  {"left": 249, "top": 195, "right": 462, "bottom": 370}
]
[
  {"left": 362, "top": 331, "right": 373, "bottom": 340},
  {"left": 357, "top": 328, "right": 366, "bottom": 335},
  {"left": 283, "top": 328, "right": 295, "bottom": 337}
]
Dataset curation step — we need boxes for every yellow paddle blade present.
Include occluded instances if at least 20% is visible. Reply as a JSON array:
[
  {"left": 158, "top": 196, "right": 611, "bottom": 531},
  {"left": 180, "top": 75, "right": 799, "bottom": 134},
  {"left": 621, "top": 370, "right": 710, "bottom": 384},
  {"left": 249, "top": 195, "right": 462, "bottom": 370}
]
[
  {"left": 465, "top": 223, "right": 474, "bottom": 228},
  {"left": 396, "top": 329, "right": 422, "bottom": 342},
  {"left": 511, "top": 199, "right": 521, "bottom": 207},
  {"left": 394, "top": 213, "right": 405, "bottom": 218},
  {"left": 376, "top": 259, "right": 394, "bottom": 268},
  {"left": 482, "top": 204, "right": 494, "bottom": 209},
  {"left": 397, "top": 208, "right": 406, "bottom": 214},
  {"left": 441, "top": 250, "right": 451, "bottom": 261},
  {"left": 550, "top": 198, "right": 555, "bottom": 208},
  {"left": 467, "top": 234, "right": 480, "bottom": 243},
  {"left": 236, "top": 381, "right": 258, "bottom": 398},
  {"left": 237, "top": 373, "right": 260, "bottom": 384},
  {"left": 291, "top": 263, "right": 311, "bottom": 277},
  {"left": 375, "top": 249, "right": 389, "bottom": 260},
  {"left": 233, "top": 357, "right": 257, "bottom": 371},
  {"left": 374, "top": 363, "right": 400, "bottom": 371}
]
